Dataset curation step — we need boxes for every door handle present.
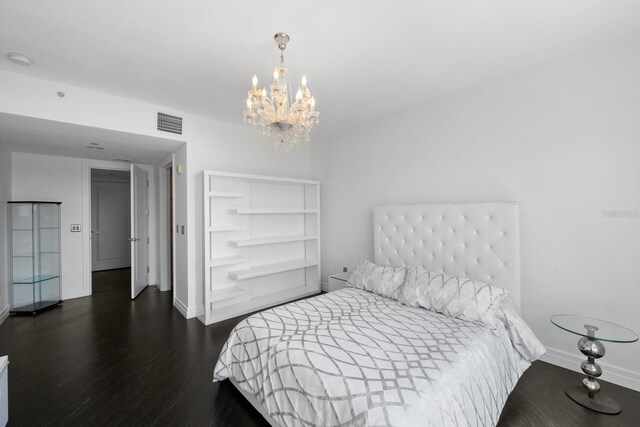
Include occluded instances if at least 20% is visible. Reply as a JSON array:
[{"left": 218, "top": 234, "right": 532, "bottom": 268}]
[{"left": 91, "top": 230, "right": 99, "bottom": 234}]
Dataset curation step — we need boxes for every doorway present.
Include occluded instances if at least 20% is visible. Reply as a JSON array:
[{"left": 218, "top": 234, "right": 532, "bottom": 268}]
[
  {"left": 83, "top": 161, "right": 150, "bottom": 300},
  {"left": 91, "top": 169, "right": 131, "bottom": 272},
  {"left": 159, "top": 157, "right": 175, "bottom": 297}
]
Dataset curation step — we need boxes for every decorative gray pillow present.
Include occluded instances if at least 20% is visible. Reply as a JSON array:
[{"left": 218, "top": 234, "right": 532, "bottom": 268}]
[
  {"left": 400, "top": 266, "right": 508, "bottom": 328},
  {"left": 346, "top": 260, "right": 406, "bottom": 299}
]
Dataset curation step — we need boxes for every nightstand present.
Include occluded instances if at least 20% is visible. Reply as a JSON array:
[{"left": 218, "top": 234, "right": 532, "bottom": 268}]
[
  {"left": 1, "top": 355, "right": 7, "bottom": 426},
  {"left": 328, "top": 272, "right": 350, "bottom": 292}
]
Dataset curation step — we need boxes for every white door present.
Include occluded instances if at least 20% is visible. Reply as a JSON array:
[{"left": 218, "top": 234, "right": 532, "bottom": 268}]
[
  {"left": 91, "top": 180, "right": 131, "bottom": 271},
  {"left": 130, "top": 165, "right": 149, "bottom": 299}
]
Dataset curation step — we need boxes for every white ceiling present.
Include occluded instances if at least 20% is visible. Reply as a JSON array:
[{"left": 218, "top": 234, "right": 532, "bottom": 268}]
[
  {"left": 0, "top": 113, "right": 183, "bottom": 164},
  {"left": 1, "top": 1, "right": 640, "bottom": 135}
]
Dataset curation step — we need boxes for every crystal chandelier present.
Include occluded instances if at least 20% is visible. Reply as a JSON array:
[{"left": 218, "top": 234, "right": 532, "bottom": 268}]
[{"left": 243, "top": 33, "right": 319, "bottom": 151}]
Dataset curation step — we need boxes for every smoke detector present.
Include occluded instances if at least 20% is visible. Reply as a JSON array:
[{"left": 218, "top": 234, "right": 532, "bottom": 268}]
[{"left": 7, "top": 53, "right": 33, "bottom": 66}]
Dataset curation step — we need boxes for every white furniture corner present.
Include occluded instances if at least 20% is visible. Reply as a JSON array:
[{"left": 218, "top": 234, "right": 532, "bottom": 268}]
[
  {"left": 196, "top": 171, "right": 321, "bottom": 325},
  {"left": 0, "top": 356, "right": 8, "bottom": 427},
  {"left": 327, "top": 272, "right": 350, "bottom": 292}
]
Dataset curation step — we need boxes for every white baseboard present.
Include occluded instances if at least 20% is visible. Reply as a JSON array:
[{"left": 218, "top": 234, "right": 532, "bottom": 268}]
[
  {"left": 173, "top": 297, "right": 196, "bottom": 319},
  {"left": 0, "top": 305, "right": 8, "bottom": 325},
  {"left": 542, "top": 346, "right": 640, "bottom": 392},
  {"left": 321, "top": 281, "right": 328, "bottom": 292},
  {"left": 62, "top": 288, "right": 89, "bottom": 301}
]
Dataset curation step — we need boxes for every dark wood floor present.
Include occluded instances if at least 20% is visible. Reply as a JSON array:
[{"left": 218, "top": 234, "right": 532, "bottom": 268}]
[{"left": 1, "top": 269, "right": 639, "bottom": 426}]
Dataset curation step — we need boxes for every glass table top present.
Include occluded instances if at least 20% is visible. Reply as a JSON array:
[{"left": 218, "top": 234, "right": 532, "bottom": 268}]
[{"left": 551, "top": 315, "right": 639, "bottom": 343}]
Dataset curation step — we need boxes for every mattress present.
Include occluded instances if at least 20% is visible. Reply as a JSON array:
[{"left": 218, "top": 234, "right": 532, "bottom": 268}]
[{"left": 214, "top": 288, "right": 534, "bottom": 427}]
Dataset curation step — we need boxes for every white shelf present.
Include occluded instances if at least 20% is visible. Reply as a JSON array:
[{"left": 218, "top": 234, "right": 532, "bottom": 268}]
[
  {"left": 198, "top": 170, "right": 321, "bottom": 325},
  {"left": 229, "top": 259, "right": 318, "bottom": 280},
  {"left": 210, "top": 224, "right": 243, "bottom": 232},
  {"left": 211, "top": 285, "right": 246, "bottom": 303},
  {"left": 209, "top": 191, "right": 244, "bottom": 198},
  {"left": 228, "top": 235, "right": 318, "bottom": 247},
  {"left": 210, "top": 256, "right": 245, "bottom": 267},
  {"left": 229, "top": 208, "right": 318, "bottom": 215}
]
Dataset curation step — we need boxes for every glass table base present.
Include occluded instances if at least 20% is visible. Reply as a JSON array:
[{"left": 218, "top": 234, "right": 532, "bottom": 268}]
[{"left": 565, "top": 385, "right": 621, "bottom": 415}]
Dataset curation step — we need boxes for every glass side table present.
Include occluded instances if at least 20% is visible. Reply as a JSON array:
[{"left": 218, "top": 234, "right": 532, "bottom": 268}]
[{"left": 551, "top": 314, "right": 638, "bottom": 415}]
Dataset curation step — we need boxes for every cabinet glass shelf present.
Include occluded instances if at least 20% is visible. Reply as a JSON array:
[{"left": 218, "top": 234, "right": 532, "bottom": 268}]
[{"left": 13, "top": 275, "right": 60, "bottom": 284}]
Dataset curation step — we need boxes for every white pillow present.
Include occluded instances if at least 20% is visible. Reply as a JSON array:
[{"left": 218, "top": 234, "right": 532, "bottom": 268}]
[
  {"left": 401, "top": 266, "right": 508, "bottom": 328},
  {"left": 347, "top": 260, "right": 406, "bottom": 299}
]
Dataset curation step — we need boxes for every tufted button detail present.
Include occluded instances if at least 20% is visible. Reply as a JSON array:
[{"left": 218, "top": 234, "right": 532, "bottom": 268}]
[{"left": 373, "top": 205, "right": 516, "bottom": 297}]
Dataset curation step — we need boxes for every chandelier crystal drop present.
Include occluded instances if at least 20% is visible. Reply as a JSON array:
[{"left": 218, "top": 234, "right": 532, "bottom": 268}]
[{"left": 243, "top": 33, "right": 319, "bottom": 151}]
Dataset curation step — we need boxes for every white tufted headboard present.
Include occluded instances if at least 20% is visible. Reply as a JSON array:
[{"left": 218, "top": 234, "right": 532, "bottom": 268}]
[{"left": 374, "top": 203, "right": 521, "bottom": 310}]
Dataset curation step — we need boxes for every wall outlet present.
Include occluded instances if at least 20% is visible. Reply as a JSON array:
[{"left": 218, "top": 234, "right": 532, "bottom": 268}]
[
  {"left": 343, "top": 266, "right": 348, "bottom": 272},
  {"left": 70, "top": 224, "right": 81, "bottom": 232}
]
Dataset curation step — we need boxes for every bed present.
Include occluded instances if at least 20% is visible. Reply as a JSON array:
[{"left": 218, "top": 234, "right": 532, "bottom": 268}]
[{"left": 214, "top": 203, "right": 544, "bottom": 426}]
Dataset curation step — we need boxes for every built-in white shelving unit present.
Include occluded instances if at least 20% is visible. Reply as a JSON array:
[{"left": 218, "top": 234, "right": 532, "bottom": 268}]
[{"left": 196, "top": 171, "right": 320, "bottom": 325}]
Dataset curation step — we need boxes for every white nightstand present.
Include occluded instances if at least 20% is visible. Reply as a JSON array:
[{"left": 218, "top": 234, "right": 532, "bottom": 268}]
[{"left": 328, "top": 272, "right": 350, "bottom": 292}]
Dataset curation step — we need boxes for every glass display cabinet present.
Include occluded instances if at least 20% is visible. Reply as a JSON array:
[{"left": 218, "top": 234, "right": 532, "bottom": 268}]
[{"left": 8, "top": 201, "right": 63, "bottom": 314}]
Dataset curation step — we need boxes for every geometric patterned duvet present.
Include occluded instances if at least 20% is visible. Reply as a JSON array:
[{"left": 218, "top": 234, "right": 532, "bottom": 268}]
[{"left": 214, "top": 288, "right": 532, "bottom": 427}]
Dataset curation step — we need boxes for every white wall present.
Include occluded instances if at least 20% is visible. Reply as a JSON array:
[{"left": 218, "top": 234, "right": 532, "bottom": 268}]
[
  {"left": 313, "top": 34, "right": 640, "bottom": 389},
  {"left": 0, "top": 143, "right": 11, "bottom": 322},
  {"left": 11, "top": 153, "right": 159, "bottom": 300},
  {"left": 12, "top": 153, "right": 85, "bottom": 299},
  {"left": 172, "top": 144, "right": 189, "bottom": 315}
]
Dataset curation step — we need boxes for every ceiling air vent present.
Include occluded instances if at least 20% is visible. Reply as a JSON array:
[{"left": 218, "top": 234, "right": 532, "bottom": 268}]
[{"left": 157, "top": 112, "right": 183, "bottom": 135}]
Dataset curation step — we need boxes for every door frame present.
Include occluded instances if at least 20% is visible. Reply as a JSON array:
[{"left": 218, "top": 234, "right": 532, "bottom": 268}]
[
  {"left": 81, "top": 160, "right": 132, "bottom": 297},
  {"left": 158, "top": 154, "right": 176, "bottom": 301}
]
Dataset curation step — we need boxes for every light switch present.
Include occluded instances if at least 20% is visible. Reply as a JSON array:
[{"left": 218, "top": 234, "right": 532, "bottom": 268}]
[{"left": 70, "top": 224, "right": 81, "bottom": 232}]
